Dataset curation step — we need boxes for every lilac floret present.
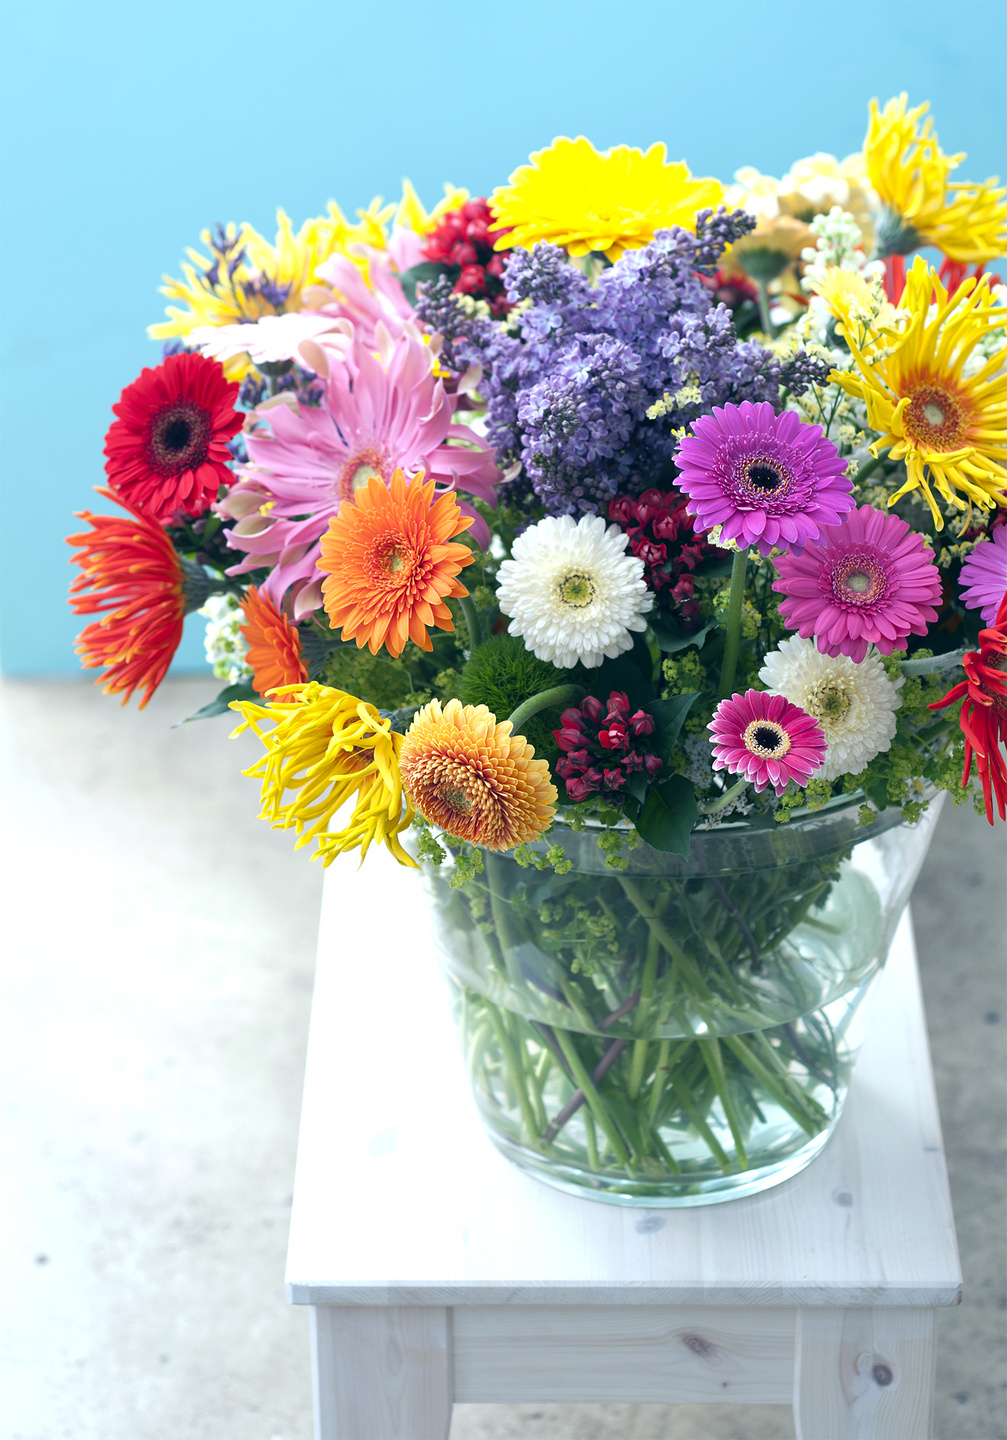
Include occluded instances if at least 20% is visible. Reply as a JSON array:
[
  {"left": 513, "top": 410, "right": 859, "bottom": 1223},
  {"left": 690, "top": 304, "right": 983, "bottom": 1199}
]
[
  {"left": 674, "top": 401, "right": 854, "bottom": 555},
  {"left": 959, "top": 526, "right": 1007, "bottom": 627}
]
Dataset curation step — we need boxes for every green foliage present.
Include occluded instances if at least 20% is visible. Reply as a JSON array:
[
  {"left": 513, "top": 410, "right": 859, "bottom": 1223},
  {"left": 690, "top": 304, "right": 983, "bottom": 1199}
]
[
  {"left": 513, "top": 842, "right": 574, "bottom": 875},
  {"left": 459, "top": 633, "right": 572, "bottom": 752},
  {"left": 595, "top": 826, "right": 641, "bottom": 871},
  {"left": 448, "top": 844, "right": 485, "bottom": 889}
]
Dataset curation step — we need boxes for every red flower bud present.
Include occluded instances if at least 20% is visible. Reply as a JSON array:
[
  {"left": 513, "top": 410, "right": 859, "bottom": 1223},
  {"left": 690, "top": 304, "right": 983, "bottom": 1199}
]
[{"left": 454, "top": 264, "right": 487, "bottom": 295}]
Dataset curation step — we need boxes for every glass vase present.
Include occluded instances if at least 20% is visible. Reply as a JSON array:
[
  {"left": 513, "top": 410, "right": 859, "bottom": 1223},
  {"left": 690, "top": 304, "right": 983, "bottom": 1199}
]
[{"left": 419, "top": 795, "right": 943, "bottom": 1206}]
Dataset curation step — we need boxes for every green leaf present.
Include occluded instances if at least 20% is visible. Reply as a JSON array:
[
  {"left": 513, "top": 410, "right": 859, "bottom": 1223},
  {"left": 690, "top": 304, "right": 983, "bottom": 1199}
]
[
  {"left": 636, "top": 774, "right": 699, "bottom": 856},
  {"left": 583, "top": 652, "right": 656, "bottom": 707},
  {"left": 649, "top": 616, "right": 711, "bottom": 653},
  {"left": 648, "top": 692, "right": 698, "bottom": 759},
  {"left": 174, "top": 681, "right": 256, "bottom": 726},
  {"left": 397, "top": 261, "right": 456, "bottom": 307}
]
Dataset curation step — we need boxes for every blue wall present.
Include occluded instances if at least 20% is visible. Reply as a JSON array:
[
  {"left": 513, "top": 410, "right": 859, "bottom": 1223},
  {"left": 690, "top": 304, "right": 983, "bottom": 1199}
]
[{"left": 2, "top": 0, "right": 1004, "bottom": 674}]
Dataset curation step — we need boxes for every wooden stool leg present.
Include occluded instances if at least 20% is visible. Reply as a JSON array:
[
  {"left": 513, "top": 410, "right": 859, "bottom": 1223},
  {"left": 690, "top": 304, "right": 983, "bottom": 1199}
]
[
  {"left": 793, "top": 1307, "right": 937, "bottom": 1439},
  {"left": 310, "top": 1305, "right": 453, "bottom": 1440}
]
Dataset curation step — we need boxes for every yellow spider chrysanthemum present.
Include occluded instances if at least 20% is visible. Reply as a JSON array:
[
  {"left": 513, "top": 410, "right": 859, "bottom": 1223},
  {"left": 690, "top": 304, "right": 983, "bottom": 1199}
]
[
  {"left": 865, "top": 94, "right": 1007, "bottom": 263},
  {"left": 833, "top": 257, "right": 1007, "bottom": 528},
  {"left": 490, "top": 136, "right": 723, "bottom": 262},
  {"left": 149, "top": 208, "right": 374, "bottom": 376},
  {"left": 230, "top": 682, "right": 417, "bottom": 868}
]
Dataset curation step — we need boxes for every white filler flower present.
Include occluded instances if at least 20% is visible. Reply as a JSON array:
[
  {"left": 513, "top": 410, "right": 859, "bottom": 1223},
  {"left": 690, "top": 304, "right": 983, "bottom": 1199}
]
[
  {"left": 496, "top": 514, "right": 653, "bottom": 668},
  {"left": 759, "top": 635, "right": 904, "bottom": 782},
  {"left": 199, "top": 595, "right": 252, "bottom": 686}
]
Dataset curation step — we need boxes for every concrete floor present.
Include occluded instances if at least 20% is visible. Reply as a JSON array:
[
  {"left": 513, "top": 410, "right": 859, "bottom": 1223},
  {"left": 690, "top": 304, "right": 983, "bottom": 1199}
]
[{"left": 0, "top": 676, "right": 1003, "bottom": 1440}]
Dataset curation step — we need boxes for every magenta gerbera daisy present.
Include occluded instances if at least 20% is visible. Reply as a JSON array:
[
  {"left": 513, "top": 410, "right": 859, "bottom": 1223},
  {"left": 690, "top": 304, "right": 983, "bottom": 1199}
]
[
  {"left": 708, "top": 690, "right": 827, "bottom": 796},
  {"left": 772, "top": 504, "right": 943, "bottom": 663},
  {"left": 674, "top": 401, "right": 854, "bottom": 555},
  {"left": 103, "top": 352, "right": 242, "bottom": 523},
  {"left": 223, "top": 325, "right": 500, "bottom": 611},
  {"left": 959, "top": 525, "right": 1007, "bottom": 627}
]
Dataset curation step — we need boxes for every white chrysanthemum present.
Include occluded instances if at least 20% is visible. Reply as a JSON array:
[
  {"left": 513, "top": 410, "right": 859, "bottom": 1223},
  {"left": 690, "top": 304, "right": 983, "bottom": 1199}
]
[
  {"left": 199, "top": 595, "right": 252, "bottom": 685},
  {"left": 496, "top": 514, "right": 653, "bottom": 669},
  {"left": 759, "top": 636, "right": 904, "bottom": 782}
]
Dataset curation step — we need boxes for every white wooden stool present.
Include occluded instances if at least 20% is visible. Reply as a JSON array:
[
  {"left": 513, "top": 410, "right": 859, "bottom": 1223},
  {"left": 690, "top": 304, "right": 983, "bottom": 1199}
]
[{"left": 286, "top": 850, "right": 961, "bottom": 1439}]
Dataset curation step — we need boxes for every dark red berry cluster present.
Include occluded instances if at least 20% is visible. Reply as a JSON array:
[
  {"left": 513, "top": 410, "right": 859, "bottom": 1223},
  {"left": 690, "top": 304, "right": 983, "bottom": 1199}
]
[
  {"left": 609, "top": 489, "right": 723, "bottom": 623},
  {"left": 554, "top": 692, "right": 663, "bottom": 804},
  {"left": 421, "top": 199, "right": 513, "bottom": 317}
]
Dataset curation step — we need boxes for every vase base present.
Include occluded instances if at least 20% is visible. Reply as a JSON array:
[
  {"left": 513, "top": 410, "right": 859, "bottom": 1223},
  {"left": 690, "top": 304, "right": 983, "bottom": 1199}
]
[{"left": 488, "top": 1121, "right": 838, "bottom": 1207}]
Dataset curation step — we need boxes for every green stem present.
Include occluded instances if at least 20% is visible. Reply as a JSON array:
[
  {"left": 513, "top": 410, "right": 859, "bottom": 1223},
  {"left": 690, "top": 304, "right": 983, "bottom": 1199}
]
[
  {"left": 627, "top": 931, "right": 660, "bottom": 1099},
  {"left": 852, "top": 448, "right": 891, "bottom": 487},
  {"left": 721, "top": 1034, "right": 823, "bottom": 1137},
  {"left": 507, "top": 684, "right": 586, "bottom": 735},
  {"left": 698, "top": 1038, "right": 749, "bottom": 1169},
  {"left": 485, "top": 1005, "right": 540, "bottom": 1141},
  {"left": 583, "top": 1109, "right": 600, "bottom": 1170},
  {"left": 553, "top": 1029, "right": 631, "bottom": 1168},
  {"left": 699, "top": 775, "right": 749, "bottom": 817},
  {"left": 718, "top": 548, "right": 748, "bottom": 700},
  {"left": 457, "top": 594, "right": 483, "bottom": 649}
]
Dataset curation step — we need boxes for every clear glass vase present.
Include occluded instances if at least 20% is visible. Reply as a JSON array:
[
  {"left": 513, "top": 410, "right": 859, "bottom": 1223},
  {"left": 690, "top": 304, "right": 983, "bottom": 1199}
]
[{"left": 419, "top": 795, "right": 943, "bottom": 1206}]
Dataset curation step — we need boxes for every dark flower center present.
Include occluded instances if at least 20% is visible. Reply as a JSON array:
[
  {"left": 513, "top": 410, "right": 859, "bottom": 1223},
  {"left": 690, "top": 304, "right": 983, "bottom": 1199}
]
[
  {"left": 736, "top": 452, "right": 792, "bottom": 503},
  {"left": 742, "top": 718, "right": 791, "bottom": 758},
  {"left": 147, "top": 402, "right": 211, "bottom": 476},
  {"left": 749, "top": 464, "right": 783, "bottom": 492}
]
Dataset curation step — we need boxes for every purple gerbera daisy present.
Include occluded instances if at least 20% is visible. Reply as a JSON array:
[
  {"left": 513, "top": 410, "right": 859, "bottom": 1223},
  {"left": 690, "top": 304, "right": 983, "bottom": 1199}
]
[
  {"left": 674, "top": 401, "right": 854, "bottom": 556},
  {"left": 772, "top": 504, "right": 943, "bottom": 663},
  {"left": 959, "top": 525, "right": 1007, "bottom": 627},
  {"left": 708, "top": 690, "right": 827, "bottom": 796}
]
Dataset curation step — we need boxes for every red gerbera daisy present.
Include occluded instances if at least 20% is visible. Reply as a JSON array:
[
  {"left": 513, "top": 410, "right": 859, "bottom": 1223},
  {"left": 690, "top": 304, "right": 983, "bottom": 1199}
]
[
  {"left": 929, "top": 592, "right": 1007, "bottom": 824},
  {"left": 103, "top": 352, "right": 242, "bottom": 523},
  {"left": 67, "top": 489, "right": 188, "bottom": 707}
]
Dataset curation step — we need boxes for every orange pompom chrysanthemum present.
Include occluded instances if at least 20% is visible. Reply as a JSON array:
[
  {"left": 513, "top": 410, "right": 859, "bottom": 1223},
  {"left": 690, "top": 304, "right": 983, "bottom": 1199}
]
[
  {"left": 240, "top": 585, "right": 308, "bottom": 697},
  {"left": 67, "top": 489, "right": 187, "bottom": 708},
  {"left": 399, "top": 699, "right": 557, "bottom": 851},
  {"left": 317, "top": 468, "right": 475, "bottom": 658}
]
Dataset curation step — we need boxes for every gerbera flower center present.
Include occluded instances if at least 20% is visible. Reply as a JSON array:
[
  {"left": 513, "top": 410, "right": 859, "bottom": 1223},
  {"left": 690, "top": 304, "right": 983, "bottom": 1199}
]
[
  {"left": 146, "top": 401, "right": 211, "bottom": 476},
  {"left": 805, "top": 679, "right": 853, "bottom": 723},
  {"left": 903, "top": 383, "right": 968, "bottom": 452},
  {"left": 557, "top": 570, "right": 597, "bottom": 608},
  {"left": 336, "top": 449, "right": 388, "bottom": 503},
  {"left": 369, "top": 534, "right": 418, "bottom": 587},
  {"left": 831, "top": 552, "right": 891, "bottom": 609},
  {"left": 743, "top": 719, "right": 792, "bottom": 759},
  {"left": 744, "top": 458, "right": 787, "bottom": 493}
]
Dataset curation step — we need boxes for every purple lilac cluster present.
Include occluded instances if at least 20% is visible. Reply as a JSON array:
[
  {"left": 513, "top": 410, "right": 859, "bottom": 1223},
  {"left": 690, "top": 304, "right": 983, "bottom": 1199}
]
[
  {"left": 420, "top": 209, "right": 818, "bottom": 516},
  {"left": 554, "top": 693, "right": 663, "bottom": 803}
]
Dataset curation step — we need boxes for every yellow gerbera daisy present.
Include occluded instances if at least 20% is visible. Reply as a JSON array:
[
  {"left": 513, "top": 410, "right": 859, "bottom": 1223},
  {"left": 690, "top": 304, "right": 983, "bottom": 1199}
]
[
  {"left": 230, "top": 682, "right": 417, "bottom": 868},
  {"left": 865, "top": 94, "right": 1007, "bottom": 263},
  {"left": 490, "top": 136, "right": 723, "bottom": 263},
  {"left": 832, "top": 257, "right": 1007, "bottom": 528}
]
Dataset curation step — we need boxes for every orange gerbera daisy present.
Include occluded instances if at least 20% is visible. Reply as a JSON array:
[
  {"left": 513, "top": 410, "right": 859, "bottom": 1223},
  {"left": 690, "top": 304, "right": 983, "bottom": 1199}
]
[
  {"left": 399, "top": 698, "right": 557, "bottom": 851},
  {"left": 317, "top": 468, "right": 475, "bottom": 657},
  {"left": 240, "top": 585, "right": 308, "bottom": 696},
  {"left": 67, "top": 489, "right": 187, "bottom": 707}
]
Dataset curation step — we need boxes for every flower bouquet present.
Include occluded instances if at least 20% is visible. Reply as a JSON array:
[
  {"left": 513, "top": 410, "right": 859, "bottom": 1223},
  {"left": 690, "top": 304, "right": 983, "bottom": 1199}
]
[{"left": 68, "top": 95, "right": 1007, "bottom": 1203}]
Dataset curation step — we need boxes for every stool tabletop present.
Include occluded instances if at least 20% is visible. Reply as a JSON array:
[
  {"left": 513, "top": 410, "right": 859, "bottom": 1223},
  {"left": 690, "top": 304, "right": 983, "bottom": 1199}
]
[{"left": 286, "top": 848, "right": 961, "bottom": 1310}]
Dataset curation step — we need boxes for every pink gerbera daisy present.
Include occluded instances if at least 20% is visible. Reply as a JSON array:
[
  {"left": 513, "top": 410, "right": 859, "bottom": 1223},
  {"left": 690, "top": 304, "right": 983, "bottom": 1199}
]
[
  {"left": 959, "top": 525, "right": 1007, "bottom": 627},
  {"left": 223, "top": 323, "right": 500, "bottom": 612},
  {"left": 709, "top": 690, "right": 827, "bottom": 796},
  {"left": 674, "top": 401, "right": 854, "bottom": 555},
  {"left": 772, "top": 504, "right": 943, "bottom": 663}
]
